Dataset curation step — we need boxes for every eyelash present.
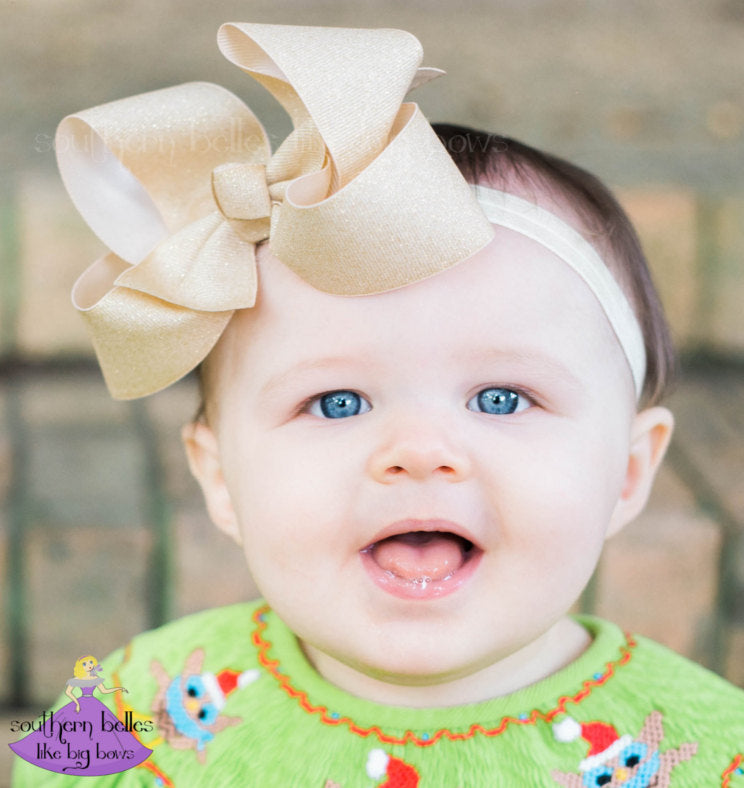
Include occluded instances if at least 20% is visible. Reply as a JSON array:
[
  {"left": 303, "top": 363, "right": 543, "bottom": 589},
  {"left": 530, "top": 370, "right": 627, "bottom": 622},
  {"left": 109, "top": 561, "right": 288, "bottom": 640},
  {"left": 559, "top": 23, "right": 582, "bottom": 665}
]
[{"left": 301, "top": 386, "right": 535, "bottom": 419}]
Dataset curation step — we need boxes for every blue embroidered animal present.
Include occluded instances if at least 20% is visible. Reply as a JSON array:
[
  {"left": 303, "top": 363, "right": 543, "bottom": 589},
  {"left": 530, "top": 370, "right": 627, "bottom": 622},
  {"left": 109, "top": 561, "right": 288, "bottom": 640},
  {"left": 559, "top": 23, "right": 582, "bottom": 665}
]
[
  {"left": 150, "top": 647, "right": 258, "bottom": 763},
  {"left": 551, "top": 711, "right": 697, "bottom": 787}
]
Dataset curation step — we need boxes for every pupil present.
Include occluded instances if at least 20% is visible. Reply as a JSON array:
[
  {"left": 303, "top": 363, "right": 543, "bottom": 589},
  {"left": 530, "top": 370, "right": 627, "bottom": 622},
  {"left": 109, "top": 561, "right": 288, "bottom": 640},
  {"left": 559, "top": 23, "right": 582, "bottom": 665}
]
[
  {"left": 198, "top": 709, "right": 206, "bottom": 719},
  {"left": 596, "top": 776, "right": 612, "bottom": 786},
  {"left": 478, "top": 388, "right": 518, "bottom": 415},
  {"left": 187, "top": 687, "right": 197, "bottom": 697},
  {"left": 320, "top": 391, "right": 361, "bottom": 418},
  {"left": 625, "top": 755, "right": 640, "bottom": 767}
]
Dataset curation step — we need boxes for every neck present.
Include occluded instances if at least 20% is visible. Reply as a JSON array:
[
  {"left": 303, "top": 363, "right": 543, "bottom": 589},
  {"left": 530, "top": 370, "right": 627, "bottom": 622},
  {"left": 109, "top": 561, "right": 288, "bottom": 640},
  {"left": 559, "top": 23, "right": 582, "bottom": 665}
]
[{"left": 302, "top": 616, "right": 591, "bottom": 708}]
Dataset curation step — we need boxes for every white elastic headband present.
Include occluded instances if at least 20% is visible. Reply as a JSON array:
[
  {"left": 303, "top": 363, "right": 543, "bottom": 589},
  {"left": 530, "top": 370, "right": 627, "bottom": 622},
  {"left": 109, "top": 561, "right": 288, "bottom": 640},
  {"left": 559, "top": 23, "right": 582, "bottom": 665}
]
[{"left": 473, "top": 185, "right": 646, "bottom": 399}]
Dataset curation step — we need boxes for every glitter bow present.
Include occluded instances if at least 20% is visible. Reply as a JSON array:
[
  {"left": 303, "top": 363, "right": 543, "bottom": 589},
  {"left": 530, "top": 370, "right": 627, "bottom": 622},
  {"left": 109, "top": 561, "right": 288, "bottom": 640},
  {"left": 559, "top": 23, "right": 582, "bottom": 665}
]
[{"left": 56, "top": 23, "right": 494, "bottom": 398}]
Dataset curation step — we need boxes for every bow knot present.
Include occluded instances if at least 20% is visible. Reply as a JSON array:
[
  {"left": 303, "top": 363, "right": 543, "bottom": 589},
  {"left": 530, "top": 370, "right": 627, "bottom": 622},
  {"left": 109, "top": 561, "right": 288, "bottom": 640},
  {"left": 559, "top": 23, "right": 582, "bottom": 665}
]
[{"left": 212, "top": 162, "right": 274, "bottom": 243}]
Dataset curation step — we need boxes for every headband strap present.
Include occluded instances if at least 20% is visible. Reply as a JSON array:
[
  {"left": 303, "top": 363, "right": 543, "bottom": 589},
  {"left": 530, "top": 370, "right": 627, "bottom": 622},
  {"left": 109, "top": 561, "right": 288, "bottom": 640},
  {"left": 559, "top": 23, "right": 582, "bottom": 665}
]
[{"left": 473, "top": 186, "right": 646, "bottom": 399}]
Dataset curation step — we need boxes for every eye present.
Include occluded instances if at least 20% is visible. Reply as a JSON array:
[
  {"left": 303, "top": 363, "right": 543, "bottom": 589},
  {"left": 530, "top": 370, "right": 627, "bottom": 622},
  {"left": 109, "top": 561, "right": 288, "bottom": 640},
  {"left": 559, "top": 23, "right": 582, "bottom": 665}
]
[
  {"left": 307, "top": 390, "right": 371, "bottom": 419},
  {"left": 467, "top": 387, "right": 530, "bottom": 415},
  {"left": 584, "top": 766, "right": 614, "bottom": 787},
  {"left": 185, "top": 679, "right": 202, "bottom": 698},
  {"left": 196, "top": 703, "right": 218, "bottom": 725},
  {"left": 620, "top": 741, "right": 647, "bottom": 769}
]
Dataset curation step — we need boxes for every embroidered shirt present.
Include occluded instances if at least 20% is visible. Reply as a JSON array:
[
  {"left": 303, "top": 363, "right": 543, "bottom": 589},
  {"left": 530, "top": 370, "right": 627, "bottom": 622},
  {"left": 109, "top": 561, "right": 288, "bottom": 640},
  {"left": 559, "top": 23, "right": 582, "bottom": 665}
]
[{"left": 10, "top": 600, "right": 744, "bottom": 787}]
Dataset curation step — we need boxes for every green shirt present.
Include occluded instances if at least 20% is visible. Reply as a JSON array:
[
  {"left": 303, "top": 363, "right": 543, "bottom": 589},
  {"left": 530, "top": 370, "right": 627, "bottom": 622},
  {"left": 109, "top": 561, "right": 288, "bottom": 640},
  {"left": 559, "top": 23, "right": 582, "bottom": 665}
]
[{"left": 11, "top": 600, "right": 744, "bottom": 787}]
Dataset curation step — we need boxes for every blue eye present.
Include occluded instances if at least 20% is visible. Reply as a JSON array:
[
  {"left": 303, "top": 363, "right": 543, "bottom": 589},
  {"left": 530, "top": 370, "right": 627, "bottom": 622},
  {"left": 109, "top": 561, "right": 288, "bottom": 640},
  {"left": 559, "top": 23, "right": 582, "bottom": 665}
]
[
  {"left": 185, "top": 677, "right": 204, "bottom": 698},
  {"left": 309, "top": 391, "right": 371, "bottom": 419},
  {"left": 467, "top": 387, "right": 529, "bottom": 415},
  {"left": 582, "top": 767, "right": 614, "bottom": 788},
  {"left": 621, "top": 741, "right": 647, "bottom": 768},
  {"left": 196, "top": 703, "right": 218, "bottom": 726}
]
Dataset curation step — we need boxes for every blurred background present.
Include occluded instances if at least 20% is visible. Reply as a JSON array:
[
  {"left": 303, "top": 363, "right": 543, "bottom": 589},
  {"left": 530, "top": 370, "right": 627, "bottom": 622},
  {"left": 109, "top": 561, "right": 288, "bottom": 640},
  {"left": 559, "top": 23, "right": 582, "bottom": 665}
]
[{"left": 1, "top": 0, "right": 743, "bottom": 776}]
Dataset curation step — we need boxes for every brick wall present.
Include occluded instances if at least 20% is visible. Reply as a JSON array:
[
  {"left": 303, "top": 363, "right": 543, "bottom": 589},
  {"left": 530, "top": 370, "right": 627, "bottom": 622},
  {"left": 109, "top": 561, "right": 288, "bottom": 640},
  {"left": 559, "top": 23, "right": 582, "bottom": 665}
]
[{"left": 1, "top": 0, "right": 743, "bottom": 726}]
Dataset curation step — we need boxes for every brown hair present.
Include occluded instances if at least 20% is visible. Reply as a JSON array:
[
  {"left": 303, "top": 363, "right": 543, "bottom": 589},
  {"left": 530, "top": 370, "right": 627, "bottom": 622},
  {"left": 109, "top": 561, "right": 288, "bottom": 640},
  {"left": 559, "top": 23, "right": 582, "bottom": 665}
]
[{"left": 432, "top": 123, "right": 676, "bottom": 407}]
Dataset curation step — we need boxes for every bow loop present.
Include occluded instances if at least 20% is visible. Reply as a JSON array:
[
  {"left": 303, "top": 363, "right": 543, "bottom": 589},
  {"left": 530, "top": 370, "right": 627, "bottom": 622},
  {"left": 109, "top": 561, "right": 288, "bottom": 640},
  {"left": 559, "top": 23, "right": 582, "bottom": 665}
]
[{"left": 217, "top": 23, "right": 494, "bottom": 295}]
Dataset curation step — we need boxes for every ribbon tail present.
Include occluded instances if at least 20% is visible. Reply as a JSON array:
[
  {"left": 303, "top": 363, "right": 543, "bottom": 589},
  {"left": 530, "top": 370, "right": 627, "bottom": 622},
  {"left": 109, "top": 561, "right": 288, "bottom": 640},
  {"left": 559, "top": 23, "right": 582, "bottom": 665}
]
[
  {"left": 73, "top": 252, "right": 233, "bottom": 399},
  {"left": 115, "top": 213, "right": 258, "bottom": 312}
]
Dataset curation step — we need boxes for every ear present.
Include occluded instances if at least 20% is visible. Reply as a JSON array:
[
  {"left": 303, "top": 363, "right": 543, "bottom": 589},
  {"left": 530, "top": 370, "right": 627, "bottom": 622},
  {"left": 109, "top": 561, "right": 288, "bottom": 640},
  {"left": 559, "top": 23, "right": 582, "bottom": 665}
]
[
  {"left": 181, "top": 421, "right": 242, "bottom": 545},
  {"left": 606, "top": 406, "right": 674, "bottom": 539}
]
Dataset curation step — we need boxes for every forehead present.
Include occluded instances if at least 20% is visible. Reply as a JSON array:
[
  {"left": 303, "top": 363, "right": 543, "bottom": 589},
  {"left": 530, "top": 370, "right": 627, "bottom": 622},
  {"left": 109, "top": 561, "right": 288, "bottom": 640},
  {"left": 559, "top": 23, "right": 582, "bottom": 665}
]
[{"left": 212, "top": 228, "right": 633, "bottom": 404}]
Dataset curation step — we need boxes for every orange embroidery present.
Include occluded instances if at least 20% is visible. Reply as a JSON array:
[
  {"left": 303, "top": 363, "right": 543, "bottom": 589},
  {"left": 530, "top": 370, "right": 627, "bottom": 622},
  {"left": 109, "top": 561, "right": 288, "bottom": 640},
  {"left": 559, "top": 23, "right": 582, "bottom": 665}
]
[
  {"left": 722, "top": 754, "right": 744, "bottom": 787},
  {"left": 137, "top": 758, "right": 176, "bottom": 788},
  {"left": 251, "top": 605, "right": 637, "bottom": 747}
]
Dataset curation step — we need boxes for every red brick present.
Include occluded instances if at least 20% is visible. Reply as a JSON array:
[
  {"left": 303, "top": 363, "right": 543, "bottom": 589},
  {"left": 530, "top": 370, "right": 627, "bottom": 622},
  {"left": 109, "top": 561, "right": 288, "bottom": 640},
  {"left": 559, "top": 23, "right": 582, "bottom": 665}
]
[
  {"left": 174, "top": 509, "right": 259, "bottom": 617},
  {"left": 617, "top": 187, "right": 698, "bottom": 349},
  {"left": 15, "top": 172, "right": 101, "bottom": 357},
  {"left": 710, "top": 197, "right": 744, "bottom": 354},
  {"left": 25, "top": 527, "right": 149, "bottom": 704},
  {"left": 595, "top": 463, "right": 722, "bottom": 661},
  {"left": 726, "top": 626, "right": 744, "bottom": 687}
]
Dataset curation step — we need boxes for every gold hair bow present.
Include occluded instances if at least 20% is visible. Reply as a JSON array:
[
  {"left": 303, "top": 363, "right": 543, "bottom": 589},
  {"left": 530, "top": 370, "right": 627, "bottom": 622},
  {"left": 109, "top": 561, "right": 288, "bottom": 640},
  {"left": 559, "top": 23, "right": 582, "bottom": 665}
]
[{"left": 56, "top": 23, "right": 494, "bottom": 399}]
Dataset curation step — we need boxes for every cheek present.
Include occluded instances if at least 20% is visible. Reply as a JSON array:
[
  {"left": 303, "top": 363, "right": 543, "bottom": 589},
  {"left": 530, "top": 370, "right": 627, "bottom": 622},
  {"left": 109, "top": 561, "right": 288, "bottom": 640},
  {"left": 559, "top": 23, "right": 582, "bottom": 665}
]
[
  {"left": 491, "top": 426, "right": 628, "bottom": 546},
  {"left": 221, "top": 432, "right": 358, "bottom": 556}
]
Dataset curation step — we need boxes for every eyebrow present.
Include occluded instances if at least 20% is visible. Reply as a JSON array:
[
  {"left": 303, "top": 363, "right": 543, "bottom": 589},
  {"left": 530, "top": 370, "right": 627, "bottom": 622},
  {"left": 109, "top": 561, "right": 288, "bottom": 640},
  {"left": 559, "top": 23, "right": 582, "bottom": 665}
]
[
  {"left": 259, "top": 348, "right": 583, "bottom": 398},
  {"left": 463, "top": 347, "right": 584, "bottom": 392},
  {"left": 258, "top": 356, "right": 369, "bottom": 400}
]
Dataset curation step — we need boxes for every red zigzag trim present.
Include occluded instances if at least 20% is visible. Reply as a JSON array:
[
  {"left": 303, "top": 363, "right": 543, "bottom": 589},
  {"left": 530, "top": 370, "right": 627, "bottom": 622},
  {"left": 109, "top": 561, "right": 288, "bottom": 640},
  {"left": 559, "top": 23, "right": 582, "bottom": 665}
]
[
  {"left": 722, "top": 753, "right": 744, "bottom": 787},
  {"left": 251, "top": 604, "right": 637, "bottom": 748}
]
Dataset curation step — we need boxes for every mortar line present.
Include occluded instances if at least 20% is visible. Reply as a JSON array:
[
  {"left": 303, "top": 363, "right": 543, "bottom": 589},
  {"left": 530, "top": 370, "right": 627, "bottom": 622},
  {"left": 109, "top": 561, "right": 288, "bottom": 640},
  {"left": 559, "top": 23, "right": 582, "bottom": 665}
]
[
  {"left": 0, "top": 182, "right": 20, "bottom": 355},
  {"left": 4, "top": 380, "right": 30, "bottom": 707},
  {"left": 693, "top": 196, "right": 720, "bottom": 353},
  {"left": 129, "top": 400, "right": 173, "bottom": 630},
  {"left": 665, "top": 438, "right": 741, "bottom": 677}
]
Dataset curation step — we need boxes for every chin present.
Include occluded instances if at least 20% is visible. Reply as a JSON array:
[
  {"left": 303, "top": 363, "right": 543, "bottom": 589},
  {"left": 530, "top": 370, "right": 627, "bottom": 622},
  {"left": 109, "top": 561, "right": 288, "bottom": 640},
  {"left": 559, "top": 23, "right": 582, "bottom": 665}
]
[
  {"left": 344, "top": 630, "right": 486, "bottom": 686},
  {"left": 367, "top": 660, "right": 474, "bottom": 687}
]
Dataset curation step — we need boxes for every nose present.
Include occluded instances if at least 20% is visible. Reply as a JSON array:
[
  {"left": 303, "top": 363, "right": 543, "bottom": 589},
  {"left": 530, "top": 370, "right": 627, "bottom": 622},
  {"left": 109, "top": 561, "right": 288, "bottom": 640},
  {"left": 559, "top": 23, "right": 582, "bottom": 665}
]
[
  {"left": 614, "top": 767, "right": 629, "bottom": 783},
  {"left": 367, "top": 416, "right": 471, "bottom": 483}
]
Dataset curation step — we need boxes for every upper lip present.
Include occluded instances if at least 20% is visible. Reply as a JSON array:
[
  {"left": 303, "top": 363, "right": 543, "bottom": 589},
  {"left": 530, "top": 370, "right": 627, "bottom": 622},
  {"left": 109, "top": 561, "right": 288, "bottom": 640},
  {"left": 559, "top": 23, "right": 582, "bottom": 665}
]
[{"left": 362, "top": 518, "right": 482, "bottom": 551}]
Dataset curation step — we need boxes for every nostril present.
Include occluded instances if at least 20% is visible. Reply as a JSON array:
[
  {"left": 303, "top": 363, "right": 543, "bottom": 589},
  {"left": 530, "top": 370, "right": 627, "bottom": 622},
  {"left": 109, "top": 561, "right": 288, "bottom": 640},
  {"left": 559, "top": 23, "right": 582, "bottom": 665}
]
[{"left": 387, "top": 466, "right": 405, "bottom": 474}]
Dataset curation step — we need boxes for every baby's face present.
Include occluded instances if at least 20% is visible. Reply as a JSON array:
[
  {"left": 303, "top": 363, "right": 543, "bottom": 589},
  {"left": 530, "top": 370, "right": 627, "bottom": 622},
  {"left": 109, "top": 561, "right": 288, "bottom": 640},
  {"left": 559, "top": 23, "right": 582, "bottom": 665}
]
[{"left": 193, "top": 226, "right": 655, "bottom": 700}]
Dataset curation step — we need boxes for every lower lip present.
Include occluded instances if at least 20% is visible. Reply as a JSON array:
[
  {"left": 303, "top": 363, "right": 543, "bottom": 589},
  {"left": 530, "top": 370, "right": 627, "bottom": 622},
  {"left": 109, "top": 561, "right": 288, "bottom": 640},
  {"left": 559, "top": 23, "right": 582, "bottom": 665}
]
[{"left": 359, "top": 546, "right": 483, "bottom": 600}]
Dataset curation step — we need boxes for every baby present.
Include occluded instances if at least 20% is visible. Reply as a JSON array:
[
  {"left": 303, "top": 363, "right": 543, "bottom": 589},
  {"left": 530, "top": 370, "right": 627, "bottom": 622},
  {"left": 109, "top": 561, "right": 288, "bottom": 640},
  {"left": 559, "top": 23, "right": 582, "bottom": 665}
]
[{"left": 13, "top": 21, "right": 743, "bottom": 788}]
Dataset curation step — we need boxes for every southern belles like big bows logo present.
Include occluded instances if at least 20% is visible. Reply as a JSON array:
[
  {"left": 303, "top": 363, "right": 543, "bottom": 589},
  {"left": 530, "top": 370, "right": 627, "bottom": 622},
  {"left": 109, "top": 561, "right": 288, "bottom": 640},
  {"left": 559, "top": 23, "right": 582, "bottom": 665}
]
[{"left": 8, "top": 654, "right": 152, "bottom": 776}]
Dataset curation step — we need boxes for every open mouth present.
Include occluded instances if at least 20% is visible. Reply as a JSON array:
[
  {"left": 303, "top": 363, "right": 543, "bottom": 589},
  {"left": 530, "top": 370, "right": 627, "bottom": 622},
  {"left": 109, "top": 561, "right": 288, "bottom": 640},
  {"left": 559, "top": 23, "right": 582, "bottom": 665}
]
[{"left": 360, "top": 525, "right": 483, "bottom": 600}]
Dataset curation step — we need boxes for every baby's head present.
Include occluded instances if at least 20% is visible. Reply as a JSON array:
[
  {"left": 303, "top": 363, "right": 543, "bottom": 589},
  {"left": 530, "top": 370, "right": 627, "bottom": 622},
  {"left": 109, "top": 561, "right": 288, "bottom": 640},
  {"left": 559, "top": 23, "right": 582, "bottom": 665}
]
[
  {"left": 58, "top": 22, "right": 676, "bottom": 705},
  {"left": 184, "top": 127, "right": 675, "bottom": 705}
]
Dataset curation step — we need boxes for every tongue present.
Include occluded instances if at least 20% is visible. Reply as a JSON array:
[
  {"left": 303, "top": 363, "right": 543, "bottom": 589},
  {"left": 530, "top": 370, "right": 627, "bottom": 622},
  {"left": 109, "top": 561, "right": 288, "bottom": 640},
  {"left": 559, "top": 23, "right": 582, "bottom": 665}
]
[{"left": 371, "top": 532, "right": 466, "bottom": 581}]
